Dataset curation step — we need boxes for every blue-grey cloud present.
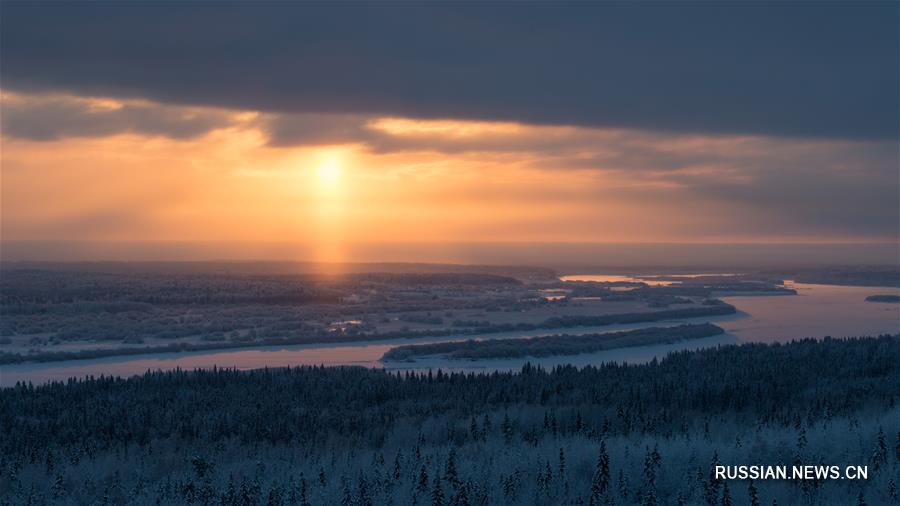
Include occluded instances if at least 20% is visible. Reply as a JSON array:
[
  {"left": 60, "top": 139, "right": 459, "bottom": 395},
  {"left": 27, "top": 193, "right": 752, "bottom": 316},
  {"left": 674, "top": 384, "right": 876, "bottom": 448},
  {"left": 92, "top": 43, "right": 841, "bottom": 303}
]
[
  {"left": 1, "top": 2, "right": 896, "bottom": 140},
  {"left": 1, "top": 95, "right": 233, "bottom": 141},
  {"left": 659, "top": 141, "right": 900, "bottom": 238},
  {"left": 264, "top": 113, "right": 374, "bottom": 148}
]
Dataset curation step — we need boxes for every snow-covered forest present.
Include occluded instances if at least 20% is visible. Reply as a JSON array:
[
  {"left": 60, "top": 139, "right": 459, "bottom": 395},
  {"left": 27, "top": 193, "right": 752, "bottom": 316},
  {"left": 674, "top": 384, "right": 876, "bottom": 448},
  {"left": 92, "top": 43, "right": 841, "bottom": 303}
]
[
  {"left": 2, "top": 335, "right": 899, "bottom": 505},
  {"left": 381, "top": 323, "right": 724, "bottom": 361}
]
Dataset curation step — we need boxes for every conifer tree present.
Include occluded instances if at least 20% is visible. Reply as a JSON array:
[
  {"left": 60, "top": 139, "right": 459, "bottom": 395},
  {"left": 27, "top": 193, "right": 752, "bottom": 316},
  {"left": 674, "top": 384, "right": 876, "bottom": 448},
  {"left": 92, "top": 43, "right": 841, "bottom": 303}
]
[
  {"left": 503, "top": 475, "right": 515, "bottom": 499},
  {"left": 341, "top": 477, "right": 353, "bottom": 506},
  {"left": 894, "top": 431, "right": 900, "bottom": 462},
  {"left": 431, "top": 475, "right": 445, "bottom": 506},
  {"left": 617, "top": 469, "right": 628, "bottom": 502},
  {"left": 299, "top": 473, "right": 310, "bottom": 506},
  {"left": 873, "top": 427, "right": 888, "bottom": 469},
  {"left": 417, "top": 466, "right": 430, "bottom": 494},
  {"left": 592, "top": 440, "right": 611, "bottom": 499},
  {"left": 454, "top": 482, "right": 471, "bottom": 506},
  {"left": 357, "top": 474, "right": 373, "bottom": 506},
  {"left": 641, "top": 447, "right": 659, "bottom": 506},
  {"left": 223, "top": 476, "right": 236, "bottom": 505},
  {"left": 445, "top": 449, "right": 459, "bottom": 487},
  {"left": 559, "top": 447, "right": 567, "bottom": 477},
  {"left": 481, "top": 414, "right": 492, "bottom": 440},
  {"left": 501, "top": 414, "right": 513, "bottom": 444},
  {"left": 720, "top": 482, "right": 732, "bottom": 506},
  {"left": 748, "top": 480, "right": 759, "bottom": 506},
  {"left": 705, "top": 453, "right": 722, "bottom": 506},
  {"left": 51, "top": 473, "right": 65, "bottom": 500},
  {"left": 392, "top": 451, "right": 403, "bottom": 481}
]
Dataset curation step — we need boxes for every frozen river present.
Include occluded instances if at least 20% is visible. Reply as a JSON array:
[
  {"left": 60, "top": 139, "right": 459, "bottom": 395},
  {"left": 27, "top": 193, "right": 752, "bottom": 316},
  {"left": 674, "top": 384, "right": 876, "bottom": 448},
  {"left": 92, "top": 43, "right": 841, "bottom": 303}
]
[{"left": 1, "top": 280, "right": 897, "bottom": 386}]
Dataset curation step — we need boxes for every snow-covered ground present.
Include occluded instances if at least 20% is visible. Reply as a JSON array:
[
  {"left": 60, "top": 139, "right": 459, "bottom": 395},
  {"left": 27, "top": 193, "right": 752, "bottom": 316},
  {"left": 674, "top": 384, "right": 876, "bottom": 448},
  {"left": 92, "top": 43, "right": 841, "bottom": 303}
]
[{"left": 1, "top": 281, "right": 897, "bottom": 386}]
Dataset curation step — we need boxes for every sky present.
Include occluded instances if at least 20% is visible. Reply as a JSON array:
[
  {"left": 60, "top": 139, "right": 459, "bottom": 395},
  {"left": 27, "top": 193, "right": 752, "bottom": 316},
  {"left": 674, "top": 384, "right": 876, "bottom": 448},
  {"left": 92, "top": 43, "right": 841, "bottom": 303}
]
[{"left": 1, "top": 2, "right": 898, "bottom": 264}]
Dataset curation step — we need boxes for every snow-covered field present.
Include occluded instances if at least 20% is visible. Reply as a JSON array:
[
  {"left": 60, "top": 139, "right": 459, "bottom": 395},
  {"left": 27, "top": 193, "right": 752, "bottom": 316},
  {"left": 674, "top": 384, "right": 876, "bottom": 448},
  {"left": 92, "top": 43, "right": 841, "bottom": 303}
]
[{"left": 1, "top": 281, "right": 897, "bottom": 386}]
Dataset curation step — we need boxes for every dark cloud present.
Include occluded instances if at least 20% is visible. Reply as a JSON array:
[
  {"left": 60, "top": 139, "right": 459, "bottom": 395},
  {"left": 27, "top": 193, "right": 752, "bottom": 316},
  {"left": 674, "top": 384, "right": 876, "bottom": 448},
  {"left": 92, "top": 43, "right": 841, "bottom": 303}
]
[
  {"left": 1, "top": 2, "right": 896, "bottom": 140},
  {"left": 1, "top": 95, "right": 232, "bottom": 141},
  {"left": 264, "top": 113, "right": 374, "bottom": 148},
  {"left": 655, "top": 139, "right": 900, "bottom": 237}
]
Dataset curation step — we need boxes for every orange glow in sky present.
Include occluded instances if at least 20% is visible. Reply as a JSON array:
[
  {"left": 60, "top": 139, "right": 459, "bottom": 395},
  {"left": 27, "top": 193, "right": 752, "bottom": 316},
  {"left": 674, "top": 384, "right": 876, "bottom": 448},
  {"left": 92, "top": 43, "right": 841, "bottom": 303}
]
[{"left": 1, "top": 91, "right": 895, "bottom": 263}]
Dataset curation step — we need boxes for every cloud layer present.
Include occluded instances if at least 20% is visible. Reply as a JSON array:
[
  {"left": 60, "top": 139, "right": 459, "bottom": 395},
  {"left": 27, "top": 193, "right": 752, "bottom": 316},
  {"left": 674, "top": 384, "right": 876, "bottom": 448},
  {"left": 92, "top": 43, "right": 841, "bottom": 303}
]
[
  {"left": 1, "top": 94, "right": 233, "bottom": 141},
  {"left": 2, "top": 2, "right": 896, "bottom": 140}
]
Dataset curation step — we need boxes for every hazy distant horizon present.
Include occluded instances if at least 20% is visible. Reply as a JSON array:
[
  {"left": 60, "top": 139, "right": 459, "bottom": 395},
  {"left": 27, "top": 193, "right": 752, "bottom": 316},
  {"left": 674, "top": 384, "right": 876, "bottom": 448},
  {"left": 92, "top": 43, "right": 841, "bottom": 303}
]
[{"left": 2, "top": 240, "right": 897, "bottom": 269}]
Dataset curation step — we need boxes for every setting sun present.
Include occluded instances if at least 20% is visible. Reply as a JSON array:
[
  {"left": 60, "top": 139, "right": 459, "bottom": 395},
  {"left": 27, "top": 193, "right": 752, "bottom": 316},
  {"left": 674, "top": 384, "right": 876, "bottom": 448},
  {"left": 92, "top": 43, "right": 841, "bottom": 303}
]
[{"left": 315, "top": 154, "right": 342, "bottom": 191}]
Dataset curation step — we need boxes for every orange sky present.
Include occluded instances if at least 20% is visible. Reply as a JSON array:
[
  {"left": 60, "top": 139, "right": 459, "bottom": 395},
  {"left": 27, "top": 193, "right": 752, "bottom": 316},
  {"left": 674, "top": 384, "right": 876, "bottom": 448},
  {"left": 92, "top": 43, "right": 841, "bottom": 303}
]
[{"left": 1, "top": 91, "right": 897, "bottom": 262}]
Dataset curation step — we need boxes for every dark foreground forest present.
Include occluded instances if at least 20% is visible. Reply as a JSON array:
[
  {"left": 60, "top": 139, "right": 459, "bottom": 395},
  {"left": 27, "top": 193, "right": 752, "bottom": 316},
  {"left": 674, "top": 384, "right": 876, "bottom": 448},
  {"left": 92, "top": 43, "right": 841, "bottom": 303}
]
[{"left": 2, "top": 336, "right": 899, "bottom": 505}]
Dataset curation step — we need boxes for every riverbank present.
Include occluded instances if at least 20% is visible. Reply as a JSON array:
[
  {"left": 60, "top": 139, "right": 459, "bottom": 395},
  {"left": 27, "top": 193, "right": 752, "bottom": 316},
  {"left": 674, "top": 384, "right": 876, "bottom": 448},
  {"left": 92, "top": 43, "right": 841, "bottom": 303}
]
[
  {"left": 382, "top": 323, "right": 724, "bottom": 361},
  {"left": 0, "top": 302, "right": 736, "bottom": 365}
]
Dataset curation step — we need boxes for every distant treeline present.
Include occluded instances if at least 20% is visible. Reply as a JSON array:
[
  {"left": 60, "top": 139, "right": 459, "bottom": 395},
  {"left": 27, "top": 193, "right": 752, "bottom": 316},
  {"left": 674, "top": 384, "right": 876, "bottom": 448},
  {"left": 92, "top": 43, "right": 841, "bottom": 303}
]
[
  {"left": 629, "top": 284, "right": 796, "bottom": 298},
  {"left": 563, "top": 280, "right": 796, "bottom": 300},
  {"left": 866, "top": 294, "right": 900, "bottom": 303},
  {"left": 382, "top": 323, "right": 725, "bottom": 361},
  {"left": 0, "top": 261, "right": 557, "bottom": 281},
  {"left": 0, "top": 269, "right": 521, "bottom": 307},
  {"left": 531, "top": 301, "right": 735, "bottom": 329},
  {"left": 1, "top": 336, "right": 898, "bottom": 505},
  {"left": 774, "top": 266, "right": 900, "bottom": 288},
  {"left": 344, "top": 273, "right": 521, "bottom": 286}
]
